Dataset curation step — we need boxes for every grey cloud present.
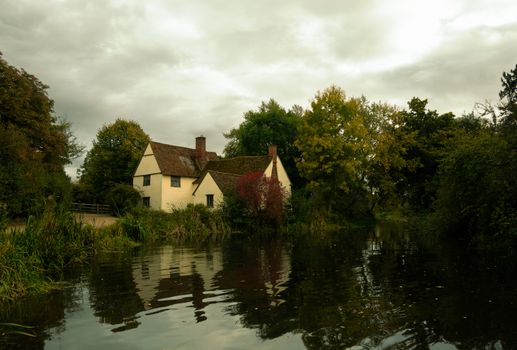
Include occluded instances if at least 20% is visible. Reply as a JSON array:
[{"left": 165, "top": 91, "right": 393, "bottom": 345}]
[
  {"left": 1, "top": 0, "right": 517, "bottom": 180},
  {"left": 359, "top": 23, "right": 517, "bottom": 115}
]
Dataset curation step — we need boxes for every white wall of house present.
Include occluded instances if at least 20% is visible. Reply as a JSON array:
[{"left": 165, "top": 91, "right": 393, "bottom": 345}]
[
  {"left": 133, "top": 144, "right": 163, "bottom": 210},
  {"left": 134, "top": 144, "right": 160, "bottom": 176},
  {"left": 161, "top": 176, "right": 198, "bottom": 210},
  {"left": 193, "top": 173, "right": 224, "bottom": 208},
  {"left": 264, "top": 157, "right": 292, "bottom": 197},
  {"left": 133, "top": 173, "right": 163, "bottom": 210}
]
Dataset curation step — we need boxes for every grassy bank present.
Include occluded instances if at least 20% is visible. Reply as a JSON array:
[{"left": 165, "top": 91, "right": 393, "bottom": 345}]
[
  {"left": 117, "top": 205, "right": 231, "bottom": 243},
  {"left": 0, "top": 204, "right": 230, "bottom": 304}
]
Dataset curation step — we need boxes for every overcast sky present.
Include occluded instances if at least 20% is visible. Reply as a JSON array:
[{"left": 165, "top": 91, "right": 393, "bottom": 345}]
[{"left": 1, "top": 0, "right": 517, "bottom": 177}]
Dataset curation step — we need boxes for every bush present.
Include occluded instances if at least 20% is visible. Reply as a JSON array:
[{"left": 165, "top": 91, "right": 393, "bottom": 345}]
[
  {"left": 169, "top": 204, "right": 230, "bottom": 240},
  {"left": 0, "top": 203, "right": 7, "bottom": 232},
  {"left": 106, "top": 184, "right": 142, "bottom": 216},
  {"left": 114, "top": 206, "right": 230, "bottom": 243}
]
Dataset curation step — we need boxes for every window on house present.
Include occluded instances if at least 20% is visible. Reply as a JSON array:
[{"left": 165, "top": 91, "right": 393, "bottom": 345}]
[
  {"left": 171, "top": 176, "right": 181, "bottom": 187},
  {"left": 143, "top": 175, "right": 151, "bottom": 186},
  {"left": 206, "top": 194, "right": 214, "bottom": 208},
  {"left": 143, "top": 197, "right": 150, "bottom": 208}
]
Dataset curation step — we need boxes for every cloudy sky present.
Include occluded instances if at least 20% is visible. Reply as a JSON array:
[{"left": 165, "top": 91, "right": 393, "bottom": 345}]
[{"left": 1, "top": 0, "right": 516, "bottom": 176}]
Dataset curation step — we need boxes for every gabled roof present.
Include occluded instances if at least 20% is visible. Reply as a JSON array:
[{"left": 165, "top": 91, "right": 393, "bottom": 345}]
[
  {"left": 206, "top": 171, "right": 241, "bottom": 195},
  {"left": 202, "top": 155, "right": 272, "bottom": 176},
  {"left": 192, "top": 155, "right": 274, "bottom": 195},
  {"left": 150, "top": 141, "right": 218, "bottom": 177}
]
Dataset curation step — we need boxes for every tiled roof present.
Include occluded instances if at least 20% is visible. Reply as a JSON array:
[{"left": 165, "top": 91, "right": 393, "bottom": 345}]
[
  {"left": 150, "top": 141, "right": 218, "bottom": 177},
  {"left": 203, "top": 156, "right": 272, "bottom": 175},
  {"left": 207, "top": 171, "right": 241, "bottom": 195},
  {"left": 192, "top": 155, "right": 274, "bottom": 195}
]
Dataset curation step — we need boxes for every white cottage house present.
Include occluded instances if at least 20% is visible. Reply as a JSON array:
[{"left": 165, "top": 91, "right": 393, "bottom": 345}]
[{"left": 133, "top": 137, "right": 291, "bottom": 210}]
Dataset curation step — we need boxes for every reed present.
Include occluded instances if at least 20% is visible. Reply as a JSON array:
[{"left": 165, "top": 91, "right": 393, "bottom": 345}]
[
  {"left": 1, "top": 204, "right": 233, "bottom": 303},
  {"left": 0, "top": 206, "right": 138, "bottom": 303},
  {"left": 117, "top": 205, "right": 231, "bottom": 243}
]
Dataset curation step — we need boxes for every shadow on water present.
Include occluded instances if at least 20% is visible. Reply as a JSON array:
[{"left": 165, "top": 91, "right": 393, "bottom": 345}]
[
  {"left": 2, "top": 223, "right": 517, "bottom": 349},
  {"left": 0, "top": 270, "right": 85, "bottom": 349}
]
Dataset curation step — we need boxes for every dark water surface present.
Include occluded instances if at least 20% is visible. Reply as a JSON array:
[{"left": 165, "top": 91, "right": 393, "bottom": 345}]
[{"left": 2, "top": 228, "right": 517, "bottom": 349}]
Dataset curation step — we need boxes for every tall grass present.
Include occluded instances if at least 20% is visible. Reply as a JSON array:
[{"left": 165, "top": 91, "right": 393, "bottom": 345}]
[
  {"left": 1, "top": 204, "right": 232, "bottom": 303},
  {"left": 0, "top": 206, "right": 135, "bottom": 303},
  {"left": 117, "top": 205, "right": 231, "bottom": 243}
]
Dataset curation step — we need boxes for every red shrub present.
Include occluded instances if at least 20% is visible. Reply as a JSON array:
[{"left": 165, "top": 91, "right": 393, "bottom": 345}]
[{"left": 235, "top": 172, "right": 286, "bottom": 225}]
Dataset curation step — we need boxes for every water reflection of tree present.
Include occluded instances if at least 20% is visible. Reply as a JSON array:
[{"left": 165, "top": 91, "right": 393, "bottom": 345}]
[
  {"left": 286, "top": 232, "right": 408, "bottom": 349},
  {"left": 213, "top": 239, "right": 296, "bottom": 338},
  {"left": 0, "top": 274, "right": 83, "bottom": 349},
  {"left": 221, "top": 230, "right": 517, "bottom": 349},
  {"left": 367, "top": 237, "right": 517, "bottom": 349},
  {"left": 87, "top": 253, "right": 145, "bottom": 329}
]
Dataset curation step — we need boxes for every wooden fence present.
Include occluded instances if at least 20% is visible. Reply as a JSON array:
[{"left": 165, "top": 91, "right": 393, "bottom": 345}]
[{"left": 71, "top": 203, "right": 112, "bottom": 215}]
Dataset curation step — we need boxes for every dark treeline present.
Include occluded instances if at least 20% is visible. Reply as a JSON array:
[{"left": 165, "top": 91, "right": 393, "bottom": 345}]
[{"left": 224, "top": 65, "right": 517, "bottom": 251}]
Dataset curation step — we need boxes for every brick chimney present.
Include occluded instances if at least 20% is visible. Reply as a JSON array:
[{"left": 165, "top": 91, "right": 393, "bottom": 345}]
[
  {"left": 196, "top": 136, "right": 206, "bottom": 159},
  {"left": 268, "top": 145, "right": 277, "bottom": 159}
]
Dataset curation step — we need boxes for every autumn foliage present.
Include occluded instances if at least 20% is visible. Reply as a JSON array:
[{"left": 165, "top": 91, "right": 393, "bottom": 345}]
[{"left": 235, "top": 171, "right": 286, "bottom": 225}]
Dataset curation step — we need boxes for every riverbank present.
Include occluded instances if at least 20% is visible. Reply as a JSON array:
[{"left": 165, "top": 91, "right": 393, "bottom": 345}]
[
  {"left": 0, "top": 210, "right": 132, "bottom": 303},
  {"left": 4, "top": 213, "right": 118, "bottom": 233},
  {"left": 0, "top": 205, "right": 230, "bottom": 304}
]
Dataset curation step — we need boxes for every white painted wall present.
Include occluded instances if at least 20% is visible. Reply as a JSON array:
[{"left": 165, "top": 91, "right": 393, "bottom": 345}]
[
  {"left": 134, "top": 144, "right": 160, "bottom": 176},
  {"left": 264, "top": 157, "right": 292, "bottom": 197},
  {"left": 192, "top": 173, "right": 224, "bottom": 208},
  {"left": 133, "top": 144, "right": 163, "bottom": 210},
  {"left": 133, "top": 173, "right": 163, "bottom": 210},
  {"left": 161, "top": 176, "right": 198, "bottom": 211}
]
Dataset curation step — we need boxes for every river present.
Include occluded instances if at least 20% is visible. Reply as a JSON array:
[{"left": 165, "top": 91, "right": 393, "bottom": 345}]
[{"left": 2, "top": 227, "right": 516, "bottom": 349}]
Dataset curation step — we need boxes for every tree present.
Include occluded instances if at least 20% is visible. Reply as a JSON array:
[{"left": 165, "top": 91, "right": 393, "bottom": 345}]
[
  {"left": 498, "top": 64, "right": 517, "bottom": 147},
  {"left": 0, "top": 53, "right": 82, "bottom": 216},
  {"left": 223, "top": 99, "right": 303, "bottom": 187},
  {"left": 361, "top": 102, "right": 420, "bottom": 211},
  {"left": 78, "top": 119, "right": 149, "bottom": 203},
  {"left": 500, "top": 64, "right": 517, "bottom": 109},
  {"left": 234, "top": 171, "right": 287, "bottom": 227},
  {"left": 434, "top": 130, "right": 516, "bottom": 238},
  {"left": 395, "top": 98, "right": 457, "bottom": 209},
  {"left": 430, "top": 66, "right": 517, "bottom": 249},
  {"left": 295, "top": 86, "right": 369, "bottom": 213}
]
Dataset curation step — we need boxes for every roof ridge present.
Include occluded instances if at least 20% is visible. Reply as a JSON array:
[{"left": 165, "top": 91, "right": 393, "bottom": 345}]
[
  {"left": 208, "top": 170, "right": 241, "bottom": 176},
  {"left": 150, "top": 140, "right": 218, "bottom": 177},
  {"left": 150, "top": 140, "right": 196, "bottom": 151},
  {"left": 218, "top": 155, "right": 271, "bottom": 161}
]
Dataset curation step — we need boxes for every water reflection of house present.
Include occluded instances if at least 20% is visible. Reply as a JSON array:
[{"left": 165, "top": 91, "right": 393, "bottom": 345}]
[
  {"left": 131, "top": 244, "right": 292, "bottom": 324},
  {"left": 131, "top": 246, "right": 224, "bottom": 310}
]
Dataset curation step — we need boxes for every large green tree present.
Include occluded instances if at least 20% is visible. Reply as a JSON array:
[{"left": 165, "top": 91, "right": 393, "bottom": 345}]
[
  {"left": 432, "top": 66, "right": 517, "bottom": 244},
  {"left": 223, "top": 99, "right": 303, "bottom": 187},
  {"left": 434, "top": 129, "right": 515, "bottom": 237},
  {"left": 395, "top": 98, "right": 457, "bottom": 209},
  {"left": 0, "top": 53, "right": 82, "bottom": 216},
  {"left": 295, "top": 86, "right": 369, "bottom": 213},
  {"left": 361, "top": 102, "right": 420, "bottom": 211},
  {"left": 78, "top": 119, "right": 149, "bottom": 203}
]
